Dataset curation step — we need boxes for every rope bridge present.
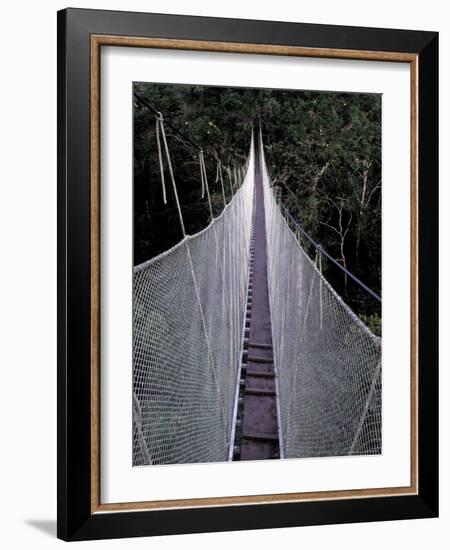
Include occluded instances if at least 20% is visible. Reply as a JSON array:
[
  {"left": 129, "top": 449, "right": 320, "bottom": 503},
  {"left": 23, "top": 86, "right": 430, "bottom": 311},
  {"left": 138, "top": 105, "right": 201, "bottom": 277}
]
[{"left": 133, "top": 126, "right": 381, "bottom": 466}]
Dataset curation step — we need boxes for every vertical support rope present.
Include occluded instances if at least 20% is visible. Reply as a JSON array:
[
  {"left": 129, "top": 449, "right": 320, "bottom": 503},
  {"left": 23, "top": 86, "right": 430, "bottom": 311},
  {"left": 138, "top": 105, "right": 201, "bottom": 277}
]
[
  {"left": 184, "top": 241, "right": 229, "bottom": 447},
  {"left": 156, "top": 112, "right": 186, "bottom": 237},
  {"left": 155, "top": 116, "right": 167, "bottom": 204},
  {"left": 318, "top": 246, "right": 323, "bottom": 332},
  {"left": 227, "top": 166, "right": 234, "bottom": 196},
  {"left": 133, "top": 392, "right": 153, "bottom": 465},
  {"left": 200, "top": 149, "right": 214, "bottom": 220},
  {"left": 348, "top": 359, "right": 382, "bottom": 455},
  {"left": 216, "top": 160, "right": 227, "bottom": 207},
  {"left": 199, "top": 151, "right": 205, "bottom": 199},
  {"left": 301, "top": 248, "right": 318, "bottom": 336}
]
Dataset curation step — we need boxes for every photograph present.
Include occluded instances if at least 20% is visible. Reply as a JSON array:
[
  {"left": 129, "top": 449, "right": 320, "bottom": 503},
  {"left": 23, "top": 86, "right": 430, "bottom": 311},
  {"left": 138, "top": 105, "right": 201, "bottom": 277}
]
[{"left": 132, "top": 82, "right": 382, "bottom": 466}]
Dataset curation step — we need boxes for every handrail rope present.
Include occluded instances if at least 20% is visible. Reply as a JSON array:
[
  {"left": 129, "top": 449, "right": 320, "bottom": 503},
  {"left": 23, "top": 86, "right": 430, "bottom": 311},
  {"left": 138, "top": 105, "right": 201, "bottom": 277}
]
[{"left": 279, "top": 201, "right": 381, "bottom": 303}]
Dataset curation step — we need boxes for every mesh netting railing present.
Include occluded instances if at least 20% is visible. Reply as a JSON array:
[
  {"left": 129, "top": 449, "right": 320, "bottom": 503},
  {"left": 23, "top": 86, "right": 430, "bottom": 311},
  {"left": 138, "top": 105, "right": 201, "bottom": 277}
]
[
  {"left": 260, "top": 140, "right": 382, "bottom": 458},
  {"left": 133, "top": 140, "right": 255, "bottom": 466}
]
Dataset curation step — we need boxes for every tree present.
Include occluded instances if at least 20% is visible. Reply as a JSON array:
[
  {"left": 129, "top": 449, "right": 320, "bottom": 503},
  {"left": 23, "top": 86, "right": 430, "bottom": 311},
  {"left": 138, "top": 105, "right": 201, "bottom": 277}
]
[{"left": 133, "top": 82, "right": 381, "bottom": 326}]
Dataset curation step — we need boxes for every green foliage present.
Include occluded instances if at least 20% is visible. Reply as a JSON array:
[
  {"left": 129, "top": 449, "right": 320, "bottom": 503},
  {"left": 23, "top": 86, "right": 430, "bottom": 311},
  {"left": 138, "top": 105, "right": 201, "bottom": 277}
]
[{"left": 133, "top": 82, "right": 381, "bottom": 325}]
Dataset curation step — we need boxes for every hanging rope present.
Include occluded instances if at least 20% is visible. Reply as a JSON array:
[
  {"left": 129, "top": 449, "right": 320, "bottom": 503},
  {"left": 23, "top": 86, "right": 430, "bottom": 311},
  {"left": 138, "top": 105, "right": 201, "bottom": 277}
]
[
  {"left": 216, "top": 160, "right": 227, "bottom": 207},
  {"left": 155, "top": 112, "right": 186, "bottom": 237},
  {"left": 199, "top": 149, "right": 214, "bottom": 220},
  {"left": 155, "top": 115, "right": 167, "bottom": 205},
  {"left": 239, "top": 165, "right": 244, "bottom": 185},
  {"left": 226, "top": 166, "right": 234, "bottom": 197},
  {"left": 199, "top": 151, "right": 205, "bottom": 199}
]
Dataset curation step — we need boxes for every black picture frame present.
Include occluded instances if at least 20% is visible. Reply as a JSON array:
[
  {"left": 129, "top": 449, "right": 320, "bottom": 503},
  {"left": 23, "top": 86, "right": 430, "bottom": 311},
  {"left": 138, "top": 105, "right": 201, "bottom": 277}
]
[{"left": 57, "top": 7, "right": 438, "bottom": 541}]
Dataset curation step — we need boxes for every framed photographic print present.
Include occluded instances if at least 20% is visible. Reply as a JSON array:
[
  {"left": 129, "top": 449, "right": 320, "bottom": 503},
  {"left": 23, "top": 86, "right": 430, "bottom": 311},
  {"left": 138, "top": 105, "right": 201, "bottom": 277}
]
[{"left": 57, "top": 8, "right": 438, "bottom": 541}]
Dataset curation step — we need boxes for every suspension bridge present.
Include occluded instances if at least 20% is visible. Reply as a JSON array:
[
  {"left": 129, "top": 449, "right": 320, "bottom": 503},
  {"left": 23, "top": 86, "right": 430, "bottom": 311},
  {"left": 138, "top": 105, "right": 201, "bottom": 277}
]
[{"left": 133, "top": 120, "right": 381, "bottom": 466}]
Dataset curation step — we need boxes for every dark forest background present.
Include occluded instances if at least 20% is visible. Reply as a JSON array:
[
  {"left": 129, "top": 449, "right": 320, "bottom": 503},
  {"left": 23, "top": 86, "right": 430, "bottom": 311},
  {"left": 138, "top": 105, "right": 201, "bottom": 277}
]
[{"left": 133, "top": 82, "right": 381, "bottom": 334}]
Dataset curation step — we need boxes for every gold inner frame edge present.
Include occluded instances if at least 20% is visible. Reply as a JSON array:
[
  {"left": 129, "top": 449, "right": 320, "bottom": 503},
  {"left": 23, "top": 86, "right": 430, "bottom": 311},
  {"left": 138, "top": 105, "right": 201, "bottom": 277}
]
[{"left": 90, "top": 34, "right": 419, "bottom": 514}]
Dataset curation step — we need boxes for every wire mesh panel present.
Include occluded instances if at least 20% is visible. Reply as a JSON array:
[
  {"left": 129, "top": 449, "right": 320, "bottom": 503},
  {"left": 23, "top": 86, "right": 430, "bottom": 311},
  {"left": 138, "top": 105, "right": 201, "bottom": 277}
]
[
  {"left": 133, "top": 141, "right": 254, "bottom": 466},
  {"left": 260, "top": 140, "right": 382, "bottom": 458}
]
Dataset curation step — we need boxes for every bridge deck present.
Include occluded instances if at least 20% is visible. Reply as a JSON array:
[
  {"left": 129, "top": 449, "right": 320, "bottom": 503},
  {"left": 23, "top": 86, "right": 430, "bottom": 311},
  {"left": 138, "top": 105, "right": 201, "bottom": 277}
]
[{"left": 239, "top": 136, "right": 280, "bottom": 461}]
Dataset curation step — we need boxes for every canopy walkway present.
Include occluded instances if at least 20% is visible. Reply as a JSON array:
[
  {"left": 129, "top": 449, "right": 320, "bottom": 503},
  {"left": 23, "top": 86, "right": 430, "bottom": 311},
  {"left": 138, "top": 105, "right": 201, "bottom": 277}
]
[
  {"left": 232, "top": 136, "right": 282, "bottom": 461},
  {"left": 133, "top": 126, "right": 381, "bottom": 466}
]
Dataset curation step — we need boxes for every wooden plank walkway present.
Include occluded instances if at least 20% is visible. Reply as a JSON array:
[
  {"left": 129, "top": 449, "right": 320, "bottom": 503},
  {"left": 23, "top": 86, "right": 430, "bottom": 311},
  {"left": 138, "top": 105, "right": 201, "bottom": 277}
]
[{"left": 239, "top": 132, "right": 280, "bottom": 461}]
